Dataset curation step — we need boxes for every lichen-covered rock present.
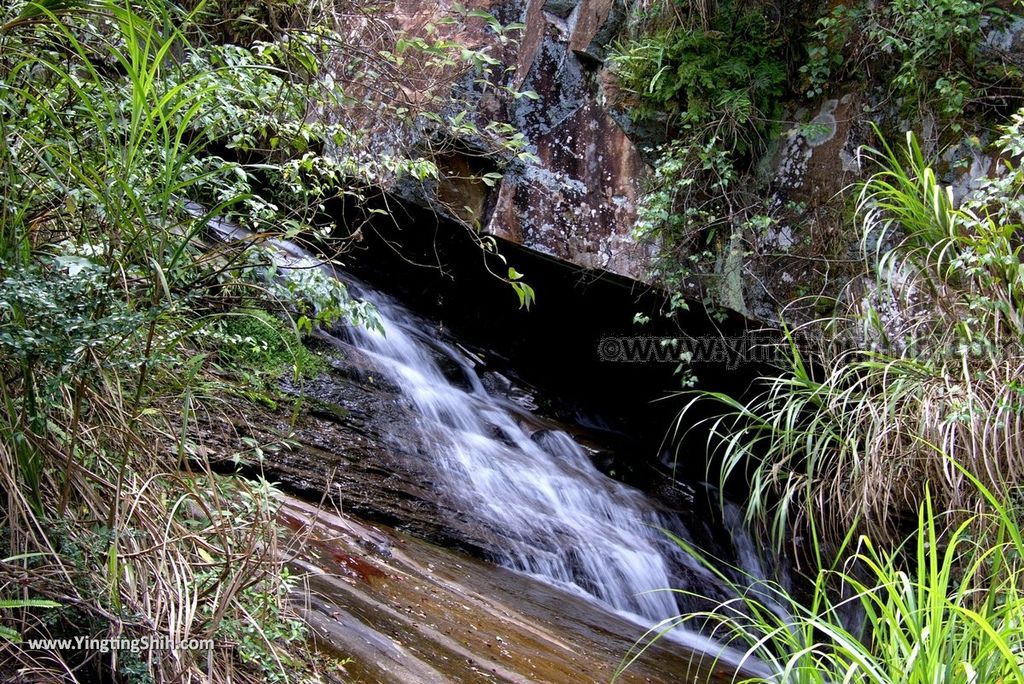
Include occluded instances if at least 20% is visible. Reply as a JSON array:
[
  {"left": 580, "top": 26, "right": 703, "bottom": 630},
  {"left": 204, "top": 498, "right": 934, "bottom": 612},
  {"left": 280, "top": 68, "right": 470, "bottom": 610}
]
[
  {"left": 326, "top": 0, "right": 1024, "bottom": 326},
  {"left": 326, "top": 0, "right": 654, "bottom": 282},
  {"left": 481, "top": 0, "right": 650, "bottom": 280},
  {"left": 486, "top": 16, "right": 651, "bottom": 279},
  {"left": 768, "top": 95, "right": 865, "bottom": 202},
  {"left": 737, "top": 86, "right": 1012, "bottom": 323}
]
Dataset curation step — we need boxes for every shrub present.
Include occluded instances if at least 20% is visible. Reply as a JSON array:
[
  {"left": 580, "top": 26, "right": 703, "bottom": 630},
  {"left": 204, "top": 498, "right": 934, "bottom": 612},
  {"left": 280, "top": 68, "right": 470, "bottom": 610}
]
[
  {"left": 619, "top": 475, "right": 1024, "bottom": 684},
  {"left": 609, "top": 0, "right": 790, "bottom": 322},
  {"left": 609, "top": 0, "right": 787, "bottom": 153},
  {"left": 672, "top": 120, "right": 1024, "bottom": 548},
  {"left": 0, "top": 0, "right": 490, "bottom": 678},
  {"left": 802, "top": 0, "right": 1021, "bottom": 119}
]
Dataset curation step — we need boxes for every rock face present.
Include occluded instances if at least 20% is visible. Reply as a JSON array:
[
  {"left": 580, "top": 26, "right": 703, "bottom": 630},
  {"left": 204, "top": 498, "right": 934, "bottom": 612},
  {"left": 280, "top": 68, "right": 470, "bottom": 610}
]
[
  {"left": 486, "top": 0, "right": 652, "bottom": 278},
  {"left": 336, "top": 0, "right": 1024, "bottom": 325},
  {"left": 742, "top": 87, "right": 1010, "bottom": 323},
  {"left": 741, "top": 93, "right": 875, "bottom": 322},
  {"left": 345, "top": 0, "right": 655, "bottom": 281}
]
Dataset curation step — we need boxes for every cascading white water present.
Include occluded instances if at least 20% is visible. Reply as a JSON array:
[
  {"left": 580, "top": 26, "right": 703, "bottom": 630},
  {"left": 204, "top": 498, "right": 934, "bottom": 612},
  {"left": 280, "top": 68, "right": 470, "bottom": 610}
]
[
  {"left": 342, "top": 286, "right": 685, "bottom": 621},
  {"left": 201, "top": 218, "right": 775, "bottom": 674}
]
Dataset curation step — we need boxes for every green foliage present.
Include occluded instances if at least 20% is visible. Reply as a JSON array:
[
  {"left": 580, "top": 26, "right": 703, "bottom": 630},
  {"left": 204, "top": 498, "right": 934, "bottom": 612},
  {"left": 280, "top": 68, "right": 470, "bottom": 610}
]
[
  {"left": 628, "top": 136, "right": 734, "bottom": 389},
  {"left": 611, "top": 0, "right": 786, "bottom": 328},
  {"left": 672, "top": 119, "right": 1024, "bottom": 549},
  {"left": 609, "top": 0, "right": 786, "bottom": 153},
  {"left": 0, "top": 257, "right": 145, "bottom": 375},
  {"left": 0, "top": 0, "right": 545, "bottom": 678},
  {"left": 189, "top": 477, "right": 307, "bottom": 683},
  {"left": 629, "top": 134, "right": 742, "bottom": 353},
  {"left": 247, "top": 246, "right": 384, "bottom": 334},
  {"left": 216, "top": 568, "right": 307, "bottom": 683},
  {"left": 633, "top": 137, "right": 736, "bottom": 285},
  {"left": 621, "top": 475, "right": 1024, "bottom": 684},
  {"left": 800, "top": 3, "right": 866, "bottom": 100},
  {"left": 205, "top": 309, "right": 323, "bottom": 400},
  {"left": 190, "top": 0, "right": 313, "bottom": 45},
  {"left": 504, "top": 266, "right": 535, "bottom": 310},
  {"left": 0, "top": 253, "right": 152, "bottom": 508},
  {"left": 802, "top": 0, "right": 1020, "bottom": 118},
  {"left": 0, "top": 0, "right": 537, "bottom": 292},
  {"left": 0, "top": 594, "right": 62, "bottom": 643}
]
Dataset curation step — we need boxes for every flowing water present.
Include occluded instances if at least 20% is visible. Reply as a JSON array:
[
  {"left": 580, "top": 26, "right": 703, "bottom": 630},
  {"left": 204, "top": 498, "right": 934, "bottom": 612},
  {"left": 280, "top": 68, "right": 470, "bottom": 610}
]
[
  {"left": 203, "top": 218, "right": 774, "bottom": 674},
  {"left": 337, "top": 283, "right": 689, "bottom": 622}
]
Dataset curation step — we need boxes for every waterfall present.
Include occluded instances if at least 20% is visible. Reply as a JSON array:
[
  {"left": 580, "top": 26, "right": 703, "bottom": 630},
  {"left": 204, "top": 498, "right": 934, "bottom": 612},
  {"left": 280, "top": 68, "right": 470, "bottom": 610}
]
[
  {"left": 331, "top": 277, "right": 776, "bottom": 678},
  {"left": 202, "top": 218, "right": 775, "bottom": 675},
  {"left": 337, "top": 284, "right": 686, "bottom": 621}
]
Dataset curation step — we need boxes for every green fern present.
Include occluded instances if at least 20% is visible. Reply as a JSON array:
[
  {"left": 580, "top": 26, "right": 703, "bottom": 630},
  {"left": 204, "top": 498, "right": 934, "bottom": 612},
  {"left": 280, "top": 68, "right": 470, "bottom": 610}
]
[{"left": 0, "top": 598, "right": 62, "bottom": 643}]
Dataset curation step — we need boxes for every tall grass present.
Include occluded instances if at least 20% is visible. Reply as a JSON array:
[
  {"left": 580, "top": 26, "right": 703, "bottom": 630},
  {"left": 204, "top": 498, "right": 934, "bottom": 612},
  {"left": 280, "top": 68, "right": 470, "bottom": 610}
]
[
  {"left": 674, "top": 125, "right": 1024, "bottom": 548},
  {"left": 0, "top": 0, "right": 337, "bottom": 680},
  {"left": 619, "top": 470, "right": 1024, "bottom": 684},
  {"left": 0, "top": 0, "right": 540, "bottom": 676},
  {"left": 0, "top": 0, "right": 219, "bottom": 263},
  {"left": 636, "top": 115, "right": 1024, "bottom": 683}
]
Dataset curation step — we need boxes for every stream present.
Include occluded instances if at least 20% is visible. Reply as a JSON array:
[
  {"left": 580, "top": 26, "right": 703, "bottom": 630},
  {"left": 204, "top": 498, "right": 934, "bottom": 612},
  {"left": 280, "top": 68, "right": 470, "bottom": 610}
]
[
  {"left": 337, "top": 281, "right": 700, "bottom": 623},
  {"left": 205, "top": 218, "right": 775, "bottom": 681}
]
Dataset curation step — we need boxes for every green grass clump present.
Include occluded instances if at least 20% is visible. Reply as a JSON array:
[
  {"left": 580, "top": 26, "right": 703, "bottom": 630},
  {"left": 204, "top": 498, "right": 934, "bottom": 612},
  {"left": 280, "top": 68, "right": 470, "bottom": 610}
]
[
  {"left": 620, "top": 473, "right": 1024, "bottom": 684},
  {"left": 639, "top": 110, "right": 1024, "bottom": 684},
  {"left": 215, "top": 309, "right": 326, "bottom": 386},
  {"left": 0, "top": 0, "right": 367, "bottom": 679},
  {"left": 674, "top": 120, "right": 1024, "bottom": 548}
]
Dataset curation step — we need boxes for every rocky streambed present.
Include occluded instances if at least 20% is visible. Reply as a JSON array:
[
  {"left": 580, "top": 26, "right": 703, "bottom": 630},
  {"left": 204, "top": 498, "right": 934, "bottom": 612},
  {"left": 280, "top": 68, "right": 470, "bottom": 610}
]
[
  {"left": 189, "top": 238, "right": 773, "bottom": 682},
  {"left": 279, "top": 495, "right": 737, "bottom": 684},
  {"left": 190, "top": 322, "right": 773, "bottom": 682}
]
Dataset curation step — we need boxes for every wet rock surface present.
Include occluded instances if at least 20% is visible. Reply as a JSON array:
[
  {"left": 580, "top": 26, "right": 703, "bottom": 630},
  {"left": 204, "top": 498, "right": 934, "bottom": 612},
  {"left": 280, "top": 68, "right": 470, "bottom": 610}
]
[
  {"left": 199, "top": 341, "right": 501, "bottom": 557},
  {"left": 198, "top": 330, "right": 734, "bottom": 565},
  {"left": 280, "top": 495, "right": 741, "bottom": 684},
  {"left": 192, "top": 231, "right": 777, "bottom": 680}
]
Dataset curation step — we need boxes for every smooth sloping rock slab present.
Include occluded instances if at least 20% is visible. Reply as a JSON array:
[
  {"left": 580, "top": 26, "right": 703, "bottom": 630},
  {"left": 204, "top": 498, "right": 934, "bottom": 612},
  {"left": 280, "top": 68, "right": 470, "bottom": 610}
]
[{"left": 279, "top": 495, "right": 745, "bottom": 684}]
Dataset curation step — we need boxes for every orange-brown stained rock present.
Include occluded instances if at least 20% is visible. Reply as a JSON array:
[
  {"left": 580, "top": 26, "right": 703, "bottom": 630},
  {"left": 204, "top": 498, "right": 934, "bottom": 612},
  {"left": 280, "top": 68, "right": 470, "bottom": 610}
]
[
  {"left": 279, "top": 495, "right": 740, "bottom": 684},
  {"left": 323, "top": 0, "right": 654, "bottom": 284}
]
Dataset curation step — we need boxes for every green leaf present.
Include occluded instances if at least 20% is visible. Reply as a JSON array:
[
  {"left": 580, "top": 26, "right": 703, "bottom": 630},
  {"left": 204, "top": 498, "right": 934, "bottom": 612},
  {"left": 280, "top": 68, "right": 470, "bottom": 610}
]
[
  {"left": 3, "top": 0, "right": 92, "bottom": 31},
  {"left": 480, "top": 172, "right": 503, "bottom": 187},
  {"left": 0, "top": 599, "right": 61, "bottom": 609}
]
